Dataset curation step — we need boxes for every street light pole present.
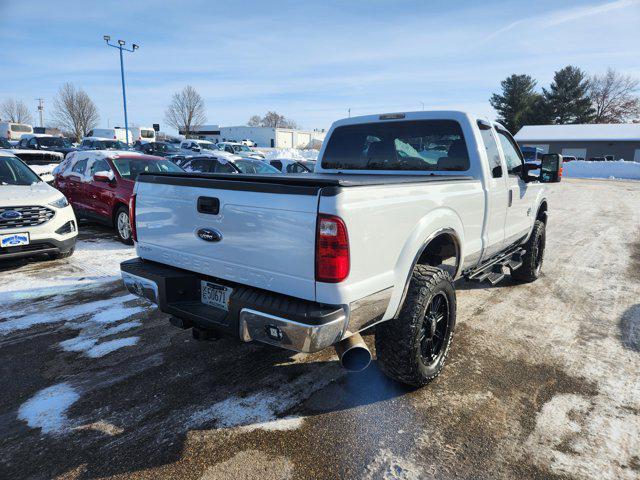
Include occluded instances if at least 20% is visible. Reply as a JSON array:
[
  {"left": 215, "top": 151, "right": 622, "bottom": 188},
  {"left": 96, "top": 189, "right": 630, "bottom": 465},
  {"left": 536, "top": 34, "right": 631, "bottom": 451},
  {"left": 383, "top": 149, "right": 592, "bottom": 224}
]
[{"left": 103, "top": 35, "right": 139, "bottom": 145}]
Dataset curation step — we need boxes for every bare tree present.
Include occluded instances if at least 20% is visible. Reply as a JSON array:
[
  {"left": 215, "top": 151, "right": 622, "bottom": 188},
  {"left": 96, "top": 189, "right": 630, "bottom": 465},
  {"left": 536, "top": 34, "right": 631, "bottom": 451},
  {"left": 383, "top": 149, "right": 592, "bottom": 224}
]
[
  {"left": 247, "top": 115, "right": 262, "bottom": 127},
  {"left": 248, "top": 111, "right": 299, "bottom": 129},
  {"left": 51, "top": 83, "right": 99, "bottom": 141},
  {"left": 165, "top": 85, "right": 207, "bottom": 137},
  {"left": 589, "top": 68, "right": 640, "bottom": 123},
  {"left": 0, "top": 98, "right": 33, "bottom": 124}
]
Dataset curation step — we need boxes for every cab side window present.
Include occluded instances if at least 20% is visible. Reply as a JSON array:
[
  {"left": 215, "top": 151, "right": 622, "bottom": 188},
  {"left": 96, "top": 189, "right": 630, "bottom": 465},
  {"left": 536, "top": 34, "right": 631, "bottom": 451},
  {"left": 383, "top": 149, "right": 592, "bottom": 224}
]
[
  {"left": 90, "top": 159, "right": 111, "bottom": 176},
  {"left": 71, "top": 158, "right": 88, "bottom": 176},
  {"left": 287, "top": 163, "right": 306, "bottom": 173},
  {"left": 213, "top": 160, "right": 236, "bottom": 173},
  {"left": 479, "top": 128, "right": 503, "bottom": 178},
  {"left": 270, "top": 160, "right": 283, "bottom": 171},
  {"left": 187, "top": 158, "right": 210, "bottom": 172},
  {"left": 496, "top": 130, "right": 524, "bottom": 176}
]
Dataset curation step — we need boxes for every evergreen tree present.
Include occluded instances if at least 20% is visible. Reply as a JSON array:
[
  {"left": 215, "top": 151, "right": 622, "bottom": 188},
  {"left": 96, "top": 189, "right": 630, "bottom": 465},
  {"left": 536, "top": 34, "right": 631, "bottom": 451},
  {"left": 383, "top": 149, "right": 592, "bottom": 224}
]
[
  {"left": 543, "top": 66, "right": 594, "bottom": 124},
  {"left": 489, "top": 74, "right": 539, "bottom": 133}
]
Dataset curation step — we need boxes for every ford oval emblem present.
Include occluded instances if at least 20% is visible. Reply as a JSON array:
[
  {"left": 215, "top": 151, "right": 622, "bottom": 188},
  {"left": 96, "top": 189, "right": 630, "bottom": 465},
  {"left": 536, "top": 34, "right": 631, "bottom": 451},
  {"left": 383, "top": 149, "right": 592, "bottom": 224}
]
[
  {"left": 197, "top": 228, "right": 222, "bottom": 242},
  {"left": 0, "top": 210, "right": 22, "bottom": 220}
]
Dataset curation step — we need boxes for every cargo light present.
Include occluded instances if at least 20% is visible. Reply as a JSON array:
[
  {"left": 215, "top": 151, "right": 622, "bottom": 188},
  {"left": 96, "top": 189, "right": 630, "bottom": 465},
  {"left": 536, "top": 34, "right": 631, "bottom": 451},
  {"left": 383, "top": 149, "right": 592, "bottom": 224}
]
[
  {"left": 129, "top": 194, "right": 137, "bottom": 242},
  {"left": 316, "top": 214, "right": 349, "bottom": 283}
]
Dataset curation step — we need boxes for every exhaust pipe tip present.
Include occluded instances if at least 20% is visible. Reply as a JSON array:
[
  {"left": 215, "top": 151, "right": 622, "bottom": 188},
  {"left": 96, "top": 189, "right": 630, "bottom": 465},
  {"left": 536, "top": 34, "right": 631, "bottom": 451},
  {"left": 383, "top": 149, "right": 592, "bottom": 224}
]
[{"left": 335, "top": 333, "right": 371, "bottom": 372}]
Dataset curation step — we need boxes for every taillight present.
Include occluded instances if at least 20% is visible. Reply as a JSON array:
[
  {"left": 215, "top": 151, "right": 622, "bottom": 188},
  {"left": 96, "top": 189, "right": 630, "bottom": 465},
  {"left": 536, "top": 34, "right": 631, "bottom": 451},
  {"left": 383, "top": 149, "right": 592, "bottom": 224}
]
[
  {"left": 129, "top": 194, "right": 137, "bottom": 242},
  {"left": 316, "top": 214, "right": 349, "bottom": 283}
]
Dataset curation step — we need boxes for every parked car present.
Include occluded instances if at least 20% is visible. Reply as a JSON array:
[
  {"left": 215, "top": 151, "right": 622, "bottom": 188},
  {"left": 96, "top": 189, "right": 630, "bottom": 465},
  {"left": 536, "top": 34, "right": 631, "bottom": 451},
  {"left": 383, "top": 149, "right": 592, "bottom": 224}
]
[
  {"left": 180, "top": 139, "right": 217, "bottom": 153},
  {"left": 79, "top": 137, "right": 128, "bottom": 151},
  {"left": 0, "top": 151, "right": 77, "bottom": 261},
  {"left": 240, "top": 139, "right": 256, "bottom": 147},
  {"left": 16, "top": 134, "right": 76, "bottom": 156},
  {"left": 1, "top": 139, "right": 64, "bottom": 183},
  {"left": 134, "top": 141, "right": 185, "bottom": 163},
  {"left": 182, "top": 154, "right": 280, "bottom": 174},
  {"left": 216, "top": 142, "right": 265, "bottom": 159},
  {"left": 268, "top": 158, "right": 316, "bottom": 173},
  {"left": 121, "top": 111, "right": 562, "bottom": 387},
  {"left": 54, "top": 150, "right": 183, "bottom": 244},
  {"left": 0, "top": 122, "right": 33, "bottom": 141},
  {"left": 561, "top": 156, "right": 576, "bottom": 162}
]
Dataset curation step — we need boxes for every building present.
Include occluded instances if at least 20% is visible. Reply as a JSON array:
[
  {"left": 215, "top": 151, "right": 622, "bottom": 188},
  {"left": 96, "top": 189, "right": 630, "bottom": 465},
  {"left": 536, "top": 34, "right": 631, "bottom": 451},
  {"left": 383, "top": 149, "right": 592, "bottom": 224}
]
[
  {"left": 179, "top": 124, "right": 221, "bottom": 138},
  {"left": 183, "top": 125, "right": 326, "bottom": 149},
  {"left": 515, "top": 124, "right": 640, "bottom": 162}
]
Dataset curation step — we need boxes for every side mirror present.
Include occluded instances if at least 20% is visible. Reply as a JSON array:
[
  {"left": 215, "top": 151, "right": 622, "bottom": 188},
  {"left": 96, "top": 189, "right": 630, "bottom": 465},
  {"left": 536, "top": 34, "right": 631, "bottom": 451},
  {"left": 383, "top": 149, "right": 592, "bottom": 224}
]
[
  {"left": 491, "top": 165, "right": 502, "bottom": 178},
  {"left": 94, "top": 171, "right": 115, "bottom": 183},
  {"left": 539, "top": 154, "right": 563, "bottom": 183}
]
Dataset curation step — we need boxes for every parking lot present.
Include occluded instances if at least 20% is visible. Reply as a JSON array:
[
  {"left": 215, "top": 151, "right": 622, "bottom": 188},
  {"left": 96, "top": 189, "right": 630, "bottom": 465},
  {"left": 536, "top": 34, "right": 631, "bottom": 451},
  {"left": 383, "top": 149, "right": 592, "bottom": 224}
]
[{"left": 0, "top": 178, "right": 638, "bottom": 480}]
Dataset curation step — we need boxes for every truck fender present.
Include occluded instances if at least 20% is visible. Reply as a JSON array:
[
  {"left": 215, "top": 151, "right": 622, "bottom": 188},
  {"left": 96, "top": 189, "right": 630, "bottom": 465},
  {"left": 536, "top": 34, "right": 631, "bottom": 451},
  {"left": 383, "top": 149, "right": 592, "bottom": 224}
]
[
  {"left": 524, "top": 194, "right": 548, "bottom": 243},
  {"left": 385, "top": 207, "right": 464, "bottom": 320}
]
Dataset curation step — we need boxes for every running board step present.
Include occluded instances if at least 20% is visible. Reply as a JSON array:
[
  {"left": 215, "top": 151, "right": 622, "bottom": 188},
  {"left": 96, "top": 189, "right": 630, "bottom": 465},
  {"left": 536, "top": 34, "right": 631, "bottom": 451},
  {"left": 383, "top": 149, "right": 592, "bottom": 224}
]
[{"left": 465, "top": 248, "right": 525, "bottom": 284}]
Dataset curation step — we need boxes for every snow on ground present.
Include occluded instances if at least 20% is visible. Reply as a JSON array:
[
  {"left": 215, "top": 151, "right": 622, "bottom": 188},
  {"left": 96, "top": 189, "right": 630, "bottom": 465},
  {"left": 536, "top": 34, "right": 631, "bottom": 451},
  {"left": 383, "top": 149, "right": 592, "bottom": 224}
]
[
  {"left": 261, "top": 148, "right": 319, "bottom": 161},
  {"left": 0, "top": 236, "right": 135, "bottom": 303},
  {"left": 1, "top": 291, "right": 145, "bottom": 359},
  {"left": 17, "top": 382, "right": 80, "bottom": 435},
  {"left": 187, "top": 364, "right": 341, "bottom": 432},
  {"left": 563, "top": 160, "right": 640, "bottom": 180}
]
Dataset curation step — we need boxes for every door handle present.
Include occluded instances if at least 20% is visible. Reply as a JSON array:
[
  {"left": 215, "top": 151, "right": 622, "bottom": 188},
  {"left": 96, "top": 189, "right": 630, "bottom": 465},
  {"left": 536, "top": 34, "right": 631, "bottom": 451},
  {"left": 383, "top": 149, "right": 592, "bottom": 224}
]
[{"left": 508, "top": 188, "right": 513, "bottom": 207}]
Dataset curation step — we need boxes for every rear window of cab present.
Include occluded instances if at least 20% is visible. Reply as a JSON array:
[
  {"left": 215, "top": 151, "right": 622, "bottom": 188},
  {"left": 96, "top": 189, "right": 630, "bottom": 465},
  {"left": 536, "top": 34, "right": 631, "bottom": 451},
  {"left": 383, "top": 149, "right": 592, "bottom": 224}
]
[{"left": 321, "top": 120, "right": 469, "bottom": 172}]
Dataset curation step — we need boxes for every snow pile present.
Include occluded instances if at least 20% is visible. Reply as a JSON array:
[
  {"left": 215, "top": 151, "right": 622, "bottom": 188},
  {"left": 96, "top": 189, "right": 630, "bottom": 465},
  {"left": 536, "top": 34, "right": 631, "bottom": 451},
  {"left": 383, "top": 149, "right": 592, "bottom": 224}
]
[
  {"left": 563, "top": 160, "right": 640, "bottom": 180},
  {"left": 262, "top": 148, "right": 319, "bottom": 161},
  {"left": 17, "top": 382, "right": 80, "bottom": 434}
]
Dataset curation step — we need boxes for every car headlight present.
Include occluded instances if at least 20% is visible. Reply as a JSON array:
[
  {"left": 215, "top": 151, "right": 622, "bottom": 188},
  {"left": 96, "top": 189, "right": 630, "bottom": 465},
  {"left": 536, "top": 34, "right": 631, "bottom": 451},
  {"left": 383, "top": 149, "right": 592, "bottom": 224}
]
[{"left": 49, "top": 195, "right": 69, "bottom": 208}]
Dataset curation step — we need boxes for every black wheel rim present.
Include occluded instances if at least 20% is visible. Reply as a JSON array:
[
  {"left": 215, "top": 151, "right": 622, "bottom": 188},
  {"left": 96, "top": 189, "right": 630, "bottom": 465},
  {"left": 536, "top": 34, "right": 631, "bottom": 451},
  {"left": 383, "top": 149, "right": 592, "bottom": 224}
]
[{"left": 419, "top": 292, "right": 449, "bottom": 366}]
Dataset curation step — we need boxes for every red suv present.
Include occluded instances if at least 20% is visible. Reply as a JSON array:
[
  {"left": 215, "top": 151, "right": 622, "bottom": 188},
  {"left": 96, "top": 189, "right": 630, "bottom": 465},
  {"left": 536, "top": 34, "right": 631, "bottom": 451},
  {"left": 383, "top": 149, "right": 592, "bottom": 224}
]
[{"left": 54, "top": 151, "right": 182, "bottom": 244}]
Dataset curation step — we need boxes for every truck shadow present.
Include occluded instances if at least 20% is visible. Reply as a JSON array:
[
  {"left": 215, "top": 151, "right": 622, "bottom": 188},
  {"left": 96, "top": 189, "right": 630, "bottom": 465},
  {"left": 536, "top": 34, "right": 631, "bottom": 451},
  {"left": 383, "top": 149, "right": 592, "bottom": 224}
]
[{"left": 619, "top": 304, "right": 640, "bottom": 352}]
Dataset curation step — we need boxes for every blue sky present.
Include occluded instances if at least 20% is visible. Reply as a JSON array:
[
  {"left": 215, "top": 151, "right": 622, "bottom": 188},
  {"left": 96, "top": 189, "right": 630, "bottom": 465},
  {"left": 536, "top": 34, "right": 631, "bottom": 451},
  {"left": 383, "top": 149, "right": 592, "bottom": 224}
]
[{"left": 1, "top": 0, "right": 639, "bottom": 133}]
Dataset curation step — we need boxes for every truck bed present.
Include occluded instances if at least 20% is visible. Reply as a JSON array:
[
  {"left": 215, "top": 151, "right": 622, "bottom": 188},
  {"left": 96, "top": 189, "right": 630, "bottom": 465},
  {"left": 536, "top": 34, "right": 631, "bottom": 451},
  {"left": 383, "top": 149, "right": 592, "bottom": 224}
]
[{"left": 137, "top": 172, "right": 474, "bottom": 195}]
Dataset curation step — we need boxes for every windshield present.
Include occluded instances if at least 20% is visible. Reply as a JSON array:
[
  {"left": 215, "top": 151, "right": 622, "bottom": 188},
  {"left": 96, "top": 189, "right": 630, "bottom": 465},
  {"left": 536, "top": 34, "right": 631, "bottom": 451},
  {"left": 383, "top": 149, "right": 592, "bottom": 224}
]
[
  {"left": 233, "top": 145, "right": 252, "bottom": 152},
  {"left": 97, "top": 140, "right": 126, "bottom": 150},
  {"left": 322, "top": 120, "right": 470, "bottom": 171},
  {"left": 234, "top": 159, "right": 279, "bottom": 174},
  {"left": 39, "top": 137, "right": 72, "bottom": 148},
  {"left": 0, "top": 156, "right": 41, "bottom": 185},
  {"left": 112, "top": 157, "right": 183, "bottom": 180},
  {"left": 141, "top": 130, "right": 154, "bottom": 139}
]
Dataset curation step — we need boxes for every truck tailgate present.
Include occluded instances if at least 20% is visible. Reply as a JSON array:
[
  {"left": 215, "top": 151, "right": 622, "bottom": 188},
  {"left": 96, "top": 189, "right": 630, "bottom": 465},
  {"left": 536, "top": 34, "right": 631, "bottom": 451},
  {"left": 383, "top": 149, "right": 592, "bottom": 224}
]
[{"left": 134, "top": 176, "right": 319, "bottom": 301}]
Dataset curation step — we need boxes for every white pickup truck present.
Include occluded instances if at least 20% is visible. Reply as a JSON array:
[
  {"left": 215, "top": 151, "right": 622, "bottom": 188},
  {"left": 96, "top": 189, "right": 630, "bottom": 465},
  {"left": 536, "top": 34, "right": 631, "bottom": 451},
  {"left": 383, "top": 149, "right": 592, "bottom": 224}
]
[{"left": 121, "top": 111, "right": 562, "bottom": 386}]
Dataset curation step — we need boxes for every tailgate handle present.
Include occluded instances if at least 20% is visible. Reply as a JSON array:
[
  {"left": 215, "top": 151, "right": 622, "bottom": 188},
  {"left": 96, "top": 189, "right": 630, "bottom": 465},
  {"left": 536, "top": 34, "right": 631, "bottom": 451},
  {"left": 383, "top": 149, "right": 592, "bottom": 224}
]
[{"left": 197, "top": 197, "right": 220, "bottom": 215}]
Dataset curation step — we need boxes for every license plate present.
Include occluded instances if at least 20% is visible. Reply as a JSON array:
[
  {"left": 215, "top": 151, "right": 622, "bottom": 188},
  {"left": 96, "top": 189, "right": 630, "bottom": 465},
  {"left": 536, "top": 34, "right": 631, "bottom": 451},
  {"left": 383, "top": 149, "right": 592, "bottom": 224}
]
[
  {"left": 1, "top": 232, "right": 30, "bottom": 248},
  {"left": 201, "top": 280, "right": 232, "bottom": 310}
]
